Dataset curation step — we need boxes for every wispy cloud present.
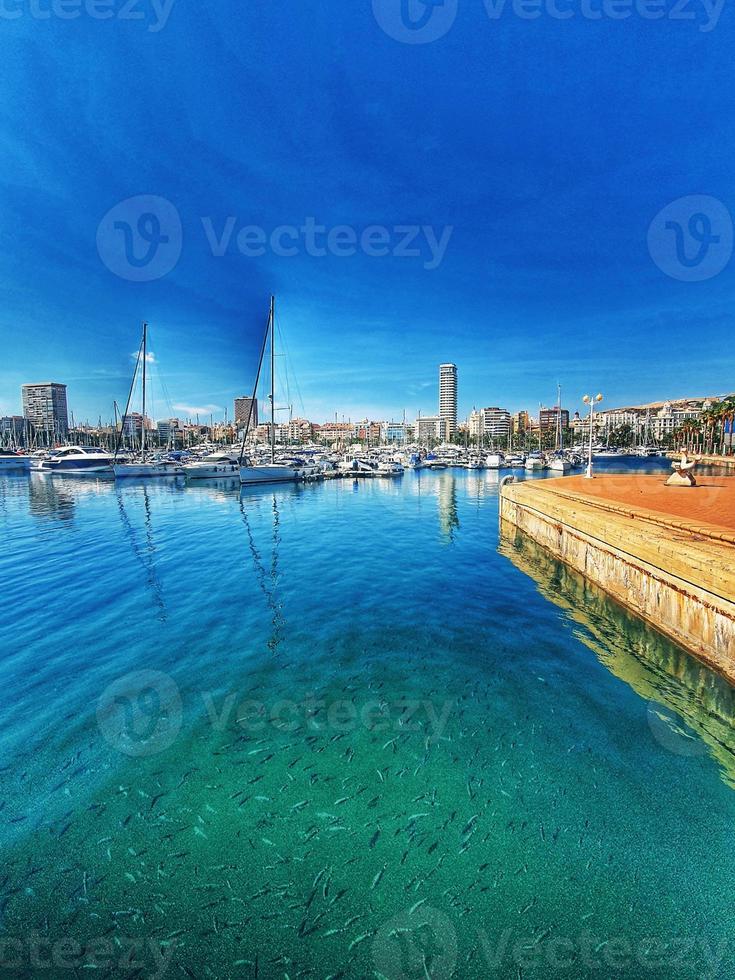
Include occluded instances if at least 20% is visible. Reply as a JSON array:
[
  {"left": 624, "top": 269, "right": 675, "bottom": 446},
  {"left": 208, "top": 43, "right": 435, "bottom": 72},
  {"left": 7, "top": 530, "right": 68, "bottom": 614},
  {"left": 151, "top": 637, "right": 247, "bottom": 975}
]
[{"left": 173, "top": 403, "right": 223, "bottom": 418}]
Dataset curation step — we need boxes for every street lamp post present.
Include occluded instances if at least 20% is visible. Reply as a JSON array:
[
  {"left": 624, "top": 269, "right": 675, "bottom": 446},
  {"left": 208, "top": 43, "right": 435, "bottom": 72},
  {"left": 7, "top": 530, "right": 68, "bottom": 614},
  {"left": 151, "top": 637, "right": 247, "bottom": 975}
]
[{"left": 583, "top": 394, "right": 603, "bottom": 479}]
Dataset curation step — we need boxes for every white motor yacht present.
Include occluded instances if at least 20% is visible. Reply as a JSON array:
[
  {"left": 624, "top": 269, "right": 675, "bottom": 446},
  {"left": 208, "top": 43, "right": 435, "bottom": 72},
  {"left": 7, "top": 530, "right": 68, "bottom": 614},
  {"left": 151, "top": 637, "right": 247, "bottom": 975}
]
[
  {"left": 37, "top": 446, "right": 113, "bottom": 474},
  {"left": 376, "top": 459, "right": 404, "bottom": 476},
  {"left": 485, "top": 452, "right": 505, "bottom": 469},
  {"left": 524, "top": 454, "right": 546, "bottom": 471}
]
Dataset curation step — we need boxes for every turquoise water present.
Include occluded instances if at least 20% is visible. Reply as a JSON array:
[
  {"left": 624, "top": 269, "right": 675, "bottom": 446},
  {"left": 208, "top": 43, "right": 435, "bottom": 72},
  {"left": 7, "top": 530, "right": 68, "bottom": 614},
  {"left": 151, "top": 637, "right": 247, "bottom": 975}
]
[{"left": 1, "top": 466, "right": 734, "bottom": 979}]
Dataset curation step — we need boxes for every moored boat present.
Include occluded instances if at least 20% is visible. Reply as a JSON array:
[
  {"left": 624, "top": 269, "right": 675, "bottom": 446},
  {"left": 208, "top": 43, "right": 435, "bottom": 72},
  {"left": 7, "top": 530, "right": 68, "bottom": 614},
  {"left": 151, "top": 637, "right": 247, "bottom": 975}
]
[
  {"left": 37, "top": 446, "right": 113, "bottom": 474},
  {"left": 0, "top": 450, "right": 31, "bottom": 472}
]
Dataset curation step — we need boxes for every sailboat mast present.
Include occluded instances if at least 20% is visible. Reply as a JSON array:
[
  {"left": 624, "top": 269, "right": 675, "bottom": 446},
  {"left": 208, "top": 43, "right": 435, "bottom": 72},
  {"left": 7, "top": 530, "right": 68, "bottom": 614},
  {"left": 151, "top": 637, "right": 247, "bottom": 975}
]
[
  {"left": 270, "top": 295, "right": 276, "bottom": 464},
  {"left": 141, "top": 321, "right": 147, "bottom": 458},
  {"left": 557, "top": 384, "right": 563, "bottom": 452}
]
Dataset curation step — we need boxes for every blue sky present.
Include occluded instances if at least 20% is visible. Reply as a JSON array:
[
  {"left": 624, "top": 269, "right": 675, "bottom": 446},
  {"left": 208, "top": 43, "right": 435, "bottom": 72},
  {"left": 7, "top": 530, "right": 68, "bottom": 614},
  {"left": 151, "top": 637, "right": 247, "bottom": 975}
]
[{"left": 1, "top": 1, "right": 733, "bottom": 425}]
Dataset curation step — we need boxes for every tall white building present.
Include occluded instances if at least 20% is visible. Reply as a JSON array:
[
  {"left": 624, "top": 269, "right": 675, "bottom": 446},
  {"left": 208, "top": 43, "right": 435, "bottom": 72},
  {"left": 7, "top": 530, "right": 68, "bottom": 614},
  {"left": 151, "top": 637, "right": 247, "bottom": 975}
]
[{"left": 439, "top": 363, "right": 457, "bottom": 439}]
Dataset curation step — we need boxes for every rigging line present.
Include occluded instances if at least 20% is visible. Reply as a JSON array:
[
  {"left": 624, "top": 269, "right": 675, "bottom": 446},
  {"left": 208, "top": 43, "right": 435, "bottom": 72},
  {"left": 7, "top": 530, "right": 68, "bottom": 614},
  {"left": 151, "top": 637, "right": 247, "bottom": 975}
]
[
  {"left": 238, "top": 495, "right": 284, "bottom": 647},
  {"left": 115, "top": 326, "right": 145, "bottom": 460},
  {"left": 238, "top": 306, "right": 271, "bottom": 466},
  {"left": 115, "top": 487, "right": 167, "bottom": 621},
  {"left": 275, "top": 311, "right": 305, "bottom": 417}
]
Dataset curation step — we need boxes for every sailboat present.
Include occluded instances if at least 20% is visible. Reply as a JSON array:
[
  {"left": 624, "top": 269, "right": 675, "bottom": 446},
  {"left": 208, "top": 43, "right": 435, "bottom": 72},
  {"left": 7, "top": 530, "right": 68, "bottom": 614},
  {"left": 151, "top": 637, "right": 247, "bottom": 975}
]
[
  {"left": 549, "top": 384, "right": 571, "bottom": 473},
  {"left": 113, "top": 322, "right": 185, "bottom": 479},
  {"left": 239, "top": 298, "right": 303, "bottom": 486}
]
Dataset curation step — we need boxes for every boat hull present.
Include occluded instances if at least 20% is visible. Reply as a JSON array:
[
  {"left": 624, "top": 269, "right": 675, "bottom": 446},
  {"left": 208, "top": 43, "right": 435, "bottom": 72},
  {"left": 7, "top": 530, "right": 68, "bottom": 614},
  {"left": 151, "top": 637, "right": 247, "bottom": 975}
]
[
  {"left": 0, "top": 457, "right": 31, "bottom": 471},
  {"left": 184, "top": 464, "right": 240, "bottom": 480},
  {"left": 40, "top": 460, "right": 112, "bottom": 474},
  {"left": 239, "top": 464, "right": 300, "bottom": 485}
]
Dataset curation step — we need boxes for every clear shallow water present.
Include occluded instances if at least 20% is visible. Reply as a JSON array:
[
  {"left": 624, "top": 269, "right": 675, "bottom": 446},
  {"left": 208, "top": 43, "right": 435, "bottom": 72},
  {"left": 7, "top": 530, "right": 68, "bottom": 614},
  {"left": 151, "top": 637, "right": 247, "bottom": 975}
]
[{"left": 1, "top": 465, "right": 734, "bottom": 979}]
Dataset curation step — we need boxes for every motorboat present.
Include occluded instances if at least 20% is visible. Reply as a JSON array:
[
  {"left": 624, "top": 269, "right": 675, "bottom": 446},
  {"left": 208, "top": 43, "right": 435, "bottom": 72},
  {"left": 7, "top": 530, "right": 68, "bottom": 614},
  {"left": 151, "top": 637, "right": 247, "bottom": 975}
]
[
  {"left": 548, "top": 455, "right": 572, "bottom": 473},
  {"left": 485, "top": 452, "right": 505, "bottom": 469},
  {"left": 376, "top": 459, "right": 404, "bottom": 476},
  {"left": 37, "top": 446, "right": 113, "bottom": 474},
  {"left": 183, "top": 451, "right": 241, "bottom": 481},
  {"left": 524, "top": 454, "right": 546, "bottom": 471},
  {"left": 0, "top": 450, "right": 30, "bottom": 472},
  {"left": 505, "top": 454, "right": 525, "bottom": 468}
]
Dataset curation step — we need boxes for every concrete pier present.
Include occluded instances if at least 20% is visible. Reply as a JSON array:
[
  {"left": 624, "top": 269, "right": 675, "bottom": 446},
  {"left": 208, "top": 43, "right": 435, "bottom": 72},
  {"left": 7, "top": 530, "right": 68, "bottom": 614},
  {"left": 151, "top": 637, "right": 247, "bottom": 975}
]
[{"left": 499, "top": 475, "right": 735, "bottom": 682}]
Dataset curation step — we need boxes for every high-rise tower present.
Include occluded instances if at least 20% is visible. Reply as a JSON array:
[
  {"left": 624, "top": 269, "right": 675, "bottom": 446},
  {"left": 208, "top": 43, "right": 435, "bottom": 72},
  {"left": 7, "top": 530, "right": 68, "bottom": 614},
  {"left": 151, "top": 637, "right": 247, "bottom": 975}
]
[{"left": 439, "top": 363, "right": 457, "bottom": 439}]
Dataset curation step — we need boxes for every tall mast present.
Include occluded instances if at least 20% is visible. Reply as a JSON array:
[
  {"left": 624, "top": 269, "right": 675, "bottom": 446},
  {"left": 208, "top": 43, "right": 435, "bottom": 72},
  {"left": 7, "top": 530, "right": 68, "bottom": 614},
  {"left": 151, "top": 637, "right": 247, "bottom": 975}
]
[
  {"left": 557, "top": 383, "right": 563, "bottom": 452},
  {"left": 270, "top": 295, "right": 276, "bottom": 464},
  {"left": 141, "top": 322, "right": 148, "bottom": 457}
]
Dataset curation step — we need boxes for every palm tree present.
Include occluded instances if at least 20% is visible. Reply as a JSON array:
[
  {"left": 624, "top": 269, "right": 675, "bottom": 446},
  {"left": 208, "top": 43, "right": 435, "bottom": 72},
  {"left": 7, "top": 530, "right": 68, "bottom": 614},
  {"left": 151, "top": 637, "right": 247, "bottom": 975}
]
[
  {"left": 700, "top": 404, "right": 721, "bottom": 455},
  {"left": 680, "top": 417, "right": 701, "bottom": 452},
  {"left": 718, "top": 398, "right": 735, "bottom": 456}
]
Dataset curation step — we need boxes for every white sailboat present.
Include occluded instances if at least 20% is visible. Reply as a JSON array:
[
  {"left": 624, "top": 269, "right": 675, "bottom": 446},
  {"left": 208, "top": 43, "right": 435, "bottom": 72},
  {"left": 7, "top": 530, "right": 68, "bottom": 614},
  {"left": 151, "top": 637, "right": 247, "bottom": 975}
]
[
  {"left": 239, "top": 297, "right": 302, "bottom": 486},
  {"left": 113, "top": 322, "right": 185, "bottom": 479},
  {"left": 549, "top": 384, "right": 572, "bottom": 473}
]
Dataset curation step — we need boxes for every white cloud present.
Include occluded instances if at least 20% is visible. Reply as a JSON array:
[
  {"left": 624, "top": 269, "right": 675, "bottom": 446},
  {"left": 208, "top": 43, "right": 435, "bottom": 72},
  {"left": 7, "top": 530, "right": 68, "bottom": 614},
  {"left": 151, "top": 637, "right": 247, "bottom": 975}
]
[{"left": 173, "top": 403, "right": 223, "bottom": 418}]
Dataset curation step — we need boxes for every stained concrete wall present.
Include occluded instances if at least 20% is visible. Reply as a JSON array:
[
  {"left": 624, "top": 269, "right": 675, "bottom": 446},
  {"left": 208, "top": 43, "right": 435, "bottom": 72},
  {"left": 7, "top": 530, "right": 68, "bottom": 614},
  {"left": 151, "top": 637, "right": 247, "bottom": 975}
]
[{"left": 500, "top": 481, "right": 735, "bottom": 683}]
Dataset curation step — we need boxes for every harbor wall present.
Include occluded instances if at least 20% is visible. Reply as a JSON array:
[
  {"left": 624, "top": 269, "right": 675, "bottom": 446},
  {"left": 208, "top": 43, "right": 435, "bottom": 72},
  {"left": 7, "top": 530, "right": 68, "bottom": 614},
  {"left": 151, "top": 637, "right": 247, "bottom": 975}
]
[{"left": 499, "top": 480, "right": 735, "bottom": 683}]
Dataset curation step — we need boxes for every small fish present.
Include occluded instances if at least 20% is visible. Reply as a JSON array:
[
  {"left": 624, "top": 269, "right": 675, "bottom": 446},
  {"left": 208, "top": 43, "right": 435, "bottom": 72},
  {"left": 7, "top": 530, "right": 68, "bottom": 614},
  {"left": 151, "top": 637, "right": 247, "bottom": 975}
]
[{"left": 371, "top": 865, "right": 386, "bottom": 891}]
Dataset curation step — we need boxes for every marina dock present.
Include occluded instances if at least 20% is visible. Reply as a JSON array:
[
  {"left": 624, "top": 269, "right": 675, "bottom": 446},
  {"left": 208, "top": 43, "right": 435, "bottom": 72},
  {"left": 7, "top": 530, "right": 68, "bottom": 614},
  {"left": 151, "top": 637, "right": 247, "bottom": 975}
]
[{"left": 500, "top": 474, "right": 735, "bottom": 681}]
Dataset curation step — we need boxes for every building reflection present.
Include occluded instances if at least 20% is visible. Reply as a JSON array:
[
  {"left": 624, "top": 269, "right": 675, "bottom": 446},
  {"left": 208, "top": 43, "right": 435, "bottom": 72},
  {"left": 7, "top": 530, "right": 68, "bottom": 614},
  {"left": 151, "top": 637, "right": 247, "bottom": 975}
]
[
  {"left": 499, "top": 520, "right": 735, "bottom": 788},
  {"left": 437, "top": 474, "right": 460, "bottom": 542},
  {"left": 27, "top": 473, "right": 76, "bottom": 522}
]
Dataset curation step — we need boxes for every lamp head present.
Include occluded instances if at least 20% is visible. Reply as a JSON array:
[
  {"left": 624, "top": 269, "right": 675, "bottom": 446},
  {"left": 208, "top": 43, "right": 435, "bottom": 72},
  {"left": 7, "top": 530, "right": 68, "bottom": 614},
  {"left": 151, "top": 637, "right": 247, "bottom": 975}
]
[
  {"left": 596, "top": 394, "right": 603, "bottom": 403},
  {"left": 583, "top": 395, "right": 591, "bottom": 405}
]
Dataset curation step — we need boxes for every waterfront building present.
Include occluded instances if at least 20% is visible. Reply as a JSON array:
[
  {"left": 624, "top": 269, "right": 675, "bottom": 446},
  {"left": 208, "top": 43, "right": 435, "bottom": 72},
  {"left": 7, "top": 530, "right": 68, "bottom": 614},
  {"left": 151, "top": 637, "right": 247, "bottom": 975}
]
[
  {"left": 415, "top": 415, "right": 441, "bottom": 444},
  {"left": 0, "top": 416, "right": 28, "bottom": 447},
  {"left": 317, "top": 421, "right": 355, "bottom": 445},
  {"left": 539, "top": 406, "right": 570, "bottom": 432},
  {"left": 512, "top": 411, "right": 530, "bottom": 434},
  {"left": 439, "top": 363, "right": 457, "bottom": 439},
  {"left": 21, "top": 382, "right": 68, "bottom": 438},
  {"left": 356, "top": 420, "right": 383, "bottom": 444},
  {"left": 468, "top": 409, "right": 482, "bottom": 439},
  {"left": 121, "top": 412, "right": 152, "bottom": 440},
  {"left": 481, "top": 407, "right": 511, "bottom": 441},
  {"left": 287, "top": 418, "right": 313, "bottom": 443},
  {"left": 157, "top": 418, "right": 183, "bottom": 447},
  {"left": 235, "top": 396, "right": 258, "bottom": 429},
  {"left": 383, "top": 421, "right": 408, "bottom": 444}
]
